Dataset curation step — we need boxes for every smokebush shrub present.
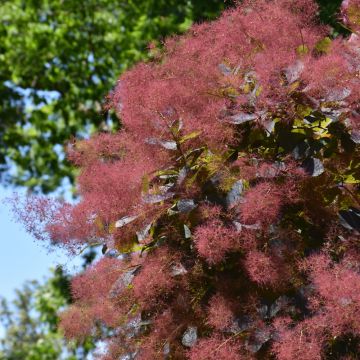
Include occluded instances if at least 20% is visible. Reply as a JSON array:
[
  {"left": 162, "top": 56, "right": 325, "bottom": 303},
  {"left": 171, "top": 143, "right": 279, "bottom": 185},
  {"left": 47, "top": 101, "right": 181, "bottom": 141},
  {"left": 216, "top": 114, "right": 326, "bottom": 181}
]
[{"left": 19, "top": 0, "right": 360, "bottom": 358}]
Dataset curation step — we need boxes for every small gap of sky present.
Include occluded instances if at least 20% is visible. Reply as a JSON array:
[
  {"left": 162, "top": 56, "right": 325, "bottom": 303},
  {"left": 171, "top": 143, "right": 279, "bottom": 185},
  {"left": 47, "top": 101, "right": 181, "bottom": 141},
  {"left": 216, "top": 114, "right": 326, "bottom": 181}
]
[{"left": 0, "top": 185, "right": 83, "bottom": 302}]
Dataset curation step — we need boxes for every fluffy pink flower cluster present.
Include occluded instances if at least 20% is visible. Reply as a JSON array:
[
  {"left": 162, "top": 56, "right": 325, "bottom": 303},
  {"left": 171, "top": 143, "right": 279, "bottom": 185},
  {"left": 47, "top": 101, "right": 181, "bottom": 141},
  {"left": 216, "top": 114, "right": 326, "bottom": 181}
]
[
  {"left": 60, "top": 258, "right": 124, "bottom": 339},
  {"left": 194, "top": 220, "right": 238, "bottom": 264},
  {"left": 110, "top": 0, "right": 359, "bottom": 149}
]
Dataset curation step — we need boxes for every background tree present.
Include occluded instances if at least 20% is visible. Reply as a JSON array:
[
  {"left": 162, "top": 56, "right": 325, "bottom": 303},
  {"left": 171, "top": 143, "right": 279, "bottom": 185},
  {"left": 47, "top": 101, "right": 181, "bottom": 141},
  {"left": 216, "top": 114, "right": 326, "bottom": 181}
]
[
  {"left": 0, "top": 0, "right": 229, "bottom": 193},
  {"left": 0, "top": 255, "right": 96, "bottom": 360},
  {"left": 0, "top": 268, "right": 82, "bottom": 360}
]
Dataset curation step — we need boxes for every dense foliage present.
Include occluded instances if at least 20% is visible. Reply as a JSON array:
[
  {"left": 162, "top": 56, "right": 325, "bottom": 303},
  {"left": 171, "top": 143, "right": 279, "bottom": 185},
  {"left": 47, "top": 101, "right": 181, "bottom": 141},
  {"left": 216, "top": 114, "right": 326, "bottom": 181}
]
[
  {"left": 0, "top": 0, "right": 229, "bottom": 192},
  {"left": 18, "top": 0, "right": 360, "bottom": 359}
]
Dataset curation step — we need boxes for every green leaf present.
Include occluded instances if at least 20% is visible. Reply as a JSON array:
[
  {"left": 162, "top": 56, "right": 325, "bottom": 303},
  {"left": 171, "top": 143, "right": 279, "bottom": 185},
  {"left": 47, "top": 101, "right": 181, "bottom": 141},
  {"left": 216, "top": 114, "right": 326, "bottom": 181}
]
[
  {"left": 296, "top": 44, "right": 309, "bottom": 56},
  {"left": 343, "top": 174, "right": 360, "bottom": 184},
  {"left": 141, "top": 174, "right": 150, "bottom": 193},
  {"left": 179, "top": 131, "right": 202, "bottom": 144},
  {"left": 314, "top": 37, "right": 332, "bottom": 54}
]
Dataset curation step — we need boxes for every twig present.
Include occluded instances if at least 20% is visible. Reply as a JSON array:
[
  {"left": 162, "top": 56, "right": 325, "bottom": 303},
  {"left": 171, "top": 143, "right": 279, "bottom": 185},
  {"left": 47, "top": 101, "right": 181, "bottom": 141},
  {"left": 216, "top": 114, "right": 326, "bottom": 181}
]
[{"left": 340, "top": 183, "right": 360, "bottom": 207}]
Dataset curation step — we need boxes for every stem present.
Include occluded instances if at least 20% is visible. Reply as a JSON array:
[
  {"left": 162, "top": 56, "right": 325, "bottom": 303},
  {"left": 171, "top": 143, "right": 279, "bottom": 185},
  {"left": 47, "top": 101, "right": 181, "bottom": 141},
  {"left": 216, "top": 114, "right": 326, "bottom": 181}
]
[
  {"left": 77, "top": 241, "right": 102, "bottom": 255},
  {"left": 299, "top": 27, "right": 305, "bottom": 49},
  {"left": 213, "top": 330, "right": 242, "bottom": 354},
  {"left": 340, "top": 183, "right": 360, "bottom": 206},
  {"left": 172, "top": 328, "right": 242, "bottom": 360}
]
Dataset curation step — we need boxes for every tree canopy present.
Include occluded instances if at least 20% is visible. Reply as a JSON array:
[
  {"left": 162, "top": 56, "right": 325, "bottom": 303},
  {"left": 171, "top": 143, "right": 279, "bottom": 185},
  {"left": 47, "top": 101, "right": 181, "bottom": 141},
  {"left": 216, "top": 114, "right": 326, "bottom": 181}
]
[
  {"left": 0, "top": 0, "right": 230, "bottom": 193},
  {"left": 0, "top": 267, "right": 94, "bottom": 360}
]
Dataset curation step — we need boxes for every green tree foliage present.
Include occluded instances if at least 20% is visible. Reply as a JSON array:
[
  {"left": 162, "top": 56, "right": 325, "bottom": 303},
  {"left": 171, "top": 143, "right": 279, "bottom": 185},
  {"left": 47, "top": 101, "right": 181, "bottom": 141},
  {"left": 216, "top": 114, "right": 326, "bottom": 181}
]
[
  {"left": 0, "top": 267, "right": 94, "bottom": 360},
  {"left": 0, "top": 0, "right": 229, "bottom": 193}
]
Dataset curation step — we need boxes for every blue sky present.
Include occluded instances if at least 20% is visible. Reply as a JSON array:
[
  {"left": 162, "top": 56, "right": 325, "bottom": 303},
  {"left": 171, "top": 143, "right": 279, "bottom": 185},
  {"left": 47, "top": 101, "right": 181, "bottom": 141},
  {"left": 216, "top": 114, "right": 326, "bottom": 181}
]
[{"left": 0, "top": 186, "right": 82, "bottom": 301}]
